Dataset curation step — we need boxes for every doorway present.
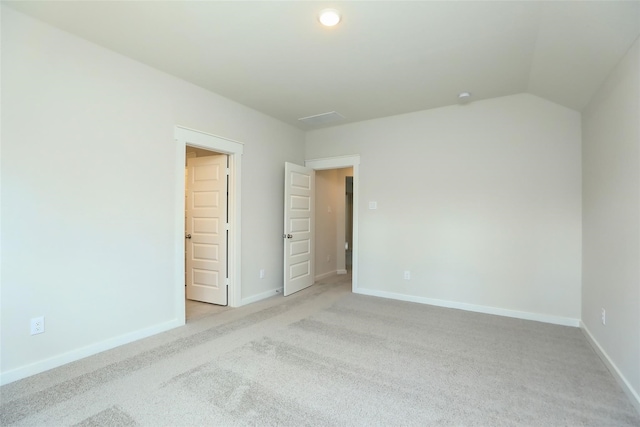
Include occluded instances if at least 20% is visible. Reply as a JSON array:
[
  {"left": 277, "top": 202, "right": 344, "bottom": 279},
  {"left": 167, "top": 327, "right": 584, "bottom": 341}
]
[
  {"left": 174, "top": 126, "right": 244, "bottom": 324},
  {"left": 314, "top": 167, "right": 353, "bottom": 283},
  {"left": 184, "top": 147, "right": 228, "bottom": 319},
  {"left": 305, "top": 155, "right": 360, "bottom": 292}
]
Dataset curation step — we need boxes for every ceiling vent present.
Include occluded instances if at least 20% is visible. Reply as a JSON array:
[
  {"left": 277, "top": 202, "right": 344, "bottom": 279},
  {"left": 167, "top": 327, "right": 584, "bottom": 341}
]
[{"left": 298, "top": 111, "right": 345, "bottom": 126}]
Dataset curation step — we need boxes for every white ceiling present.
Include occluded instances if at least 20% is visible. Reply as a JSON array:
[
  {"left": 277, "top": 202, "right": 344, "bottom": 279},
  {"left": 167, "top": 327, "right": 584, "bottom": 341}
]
[{"left": 5, "top": 1, "right": 640, "bottom": 129}]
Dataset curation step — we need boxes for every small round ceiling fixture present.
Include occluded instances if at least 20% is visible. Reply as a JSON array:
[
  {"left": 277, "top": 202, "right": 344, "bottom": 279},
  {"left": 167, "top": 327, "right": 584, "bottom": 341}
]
[
  {"left": 458, "top": 92, "right": 472, "bottom": 104},
  {"left": 319, "top": 8, "right": 341, "bottom": 27}
]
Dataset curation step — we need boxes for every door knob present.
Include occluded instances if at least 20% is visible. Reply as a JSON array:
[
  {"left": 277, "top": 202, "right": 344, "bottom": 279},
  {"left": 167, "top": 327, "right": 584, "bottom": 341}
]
[
  {"left": 282, "top": 234, "right": 293, "bottom": 239},
  {"left": 185, "top": 234, "right": 192, "bottom": 239}
]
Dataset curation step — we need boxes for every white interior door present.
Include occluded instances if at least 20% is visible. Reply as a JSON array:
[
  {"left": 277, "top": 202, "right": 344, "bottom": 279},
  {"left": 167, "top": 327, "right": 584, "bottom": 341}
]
[
  {"left": 186, "top": 155, "right": 228, "bottom": 305},
  {"left": 284, "top": 162, "right": 315, "bottom": 296}
]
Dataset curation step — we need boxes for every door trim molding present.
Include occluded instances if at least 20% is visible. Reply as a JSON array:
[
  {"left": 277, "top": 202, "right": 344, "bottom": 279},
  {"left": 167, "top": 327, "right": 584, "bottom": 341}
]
[
  {"left": 175, "top": 126, "right": 243, "bottom": 314},
  {"left": 305, "top": 155, "right": 360, "bottom": 292}
]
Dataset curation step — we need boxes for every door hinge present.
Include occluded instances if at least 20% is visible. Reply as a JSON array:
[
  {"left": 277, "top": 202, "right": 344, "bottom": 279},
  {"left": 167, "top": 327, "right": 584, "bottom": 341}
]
[
  {"left": 225, "top": 223, "right": 230, "bottom": 231},
  {"left": 226, "top": 168, "right": 230, "bottom": 176},
  {"left": 226, "top": 278, "right": 230, "bottom": 286}
]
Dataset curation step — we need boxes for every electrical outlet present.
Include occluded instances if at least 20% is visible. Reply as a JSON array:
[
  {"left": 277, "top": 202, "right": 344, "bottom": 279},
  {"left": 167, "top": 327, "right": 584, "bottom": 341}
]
[
  {"left": 404, "top": 270, "right": 411, "bottom": 280},
  {"left": 601, "top": 308, "right": 606, "bottom": 325},
  {"left": 31, "top": 316, "right": 45, "bottom": 335},
  {"left": 259, "top": 269, "right": 265, "bottom": 279}
]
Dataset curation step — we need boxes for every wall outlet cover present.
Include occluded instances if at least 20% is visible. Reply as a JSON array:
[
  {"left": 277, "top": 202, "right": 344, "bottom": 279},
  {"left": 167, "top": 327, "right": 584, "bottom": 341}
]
[{"left": 30, "top": 316, "right": 45, "bottom": 335}]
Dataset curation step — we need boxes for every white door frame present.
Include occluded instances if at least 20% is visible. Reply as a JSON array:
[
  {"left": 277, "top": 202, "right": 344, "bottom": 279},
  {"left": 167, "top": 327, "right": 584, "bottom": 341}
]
[
  {"left": 174, "top": 126, "right": 244, "bottom": 318},
  {"left": 305, "top": 155, "right": 360, "bottom": 292}
]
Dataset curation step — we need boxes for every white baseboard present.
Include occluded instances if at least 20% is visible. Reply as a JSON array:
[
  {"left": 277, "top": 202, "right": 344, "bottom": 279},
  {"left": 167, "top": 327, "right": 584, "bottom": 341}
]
[
  {"left": 314, "top": 271, "right": 337, "bottom": 281},
  {"left": 337, "top": 269, "right": 347, "bottom": 275},
  {"left": 353, "top": 287, "right": 580, "bottom": 327},
  {"left": 241, "top": 288, "right": 283, "bottom": 306},
  {"left": 0, "top": 318, "right": 184, "bottom": 386},
  {"left": 580, "top": 321, "right": 640, "bottom": 413}
]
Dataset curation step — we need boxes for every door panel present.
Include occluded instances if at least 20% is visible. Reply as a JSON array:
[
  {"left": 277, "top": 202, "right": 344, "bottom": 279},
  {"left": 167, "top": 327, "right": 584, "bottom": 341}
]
[
  {"left": 284, "top": 162, "right": 315, "bottom": 296},
  {"left": 186, "top": 155, "right": 228, "bottom": 305}
]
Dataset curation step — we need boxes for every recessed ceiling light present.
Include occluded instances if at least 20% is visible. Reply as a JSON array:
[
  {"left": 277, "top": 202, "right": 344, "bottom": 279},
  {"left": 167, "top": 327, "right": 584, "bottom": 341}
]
[
  {"left": 458, "top": 92, "right": 472, "bottom": 100},
  {"left": 319, "top": 9, "right": 341, "bottom": 27}
]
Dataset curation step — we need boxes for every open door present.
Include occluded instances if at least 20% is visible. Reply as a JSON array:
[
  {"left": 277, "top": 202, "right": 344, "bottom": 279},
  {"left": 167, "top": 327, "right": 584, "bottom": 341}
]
[
  {"left": 186, "top": 155, "right": 228, "bottom": 305},
  {"left": 283, "top": 162, "right": 315, "bottom": 296}
]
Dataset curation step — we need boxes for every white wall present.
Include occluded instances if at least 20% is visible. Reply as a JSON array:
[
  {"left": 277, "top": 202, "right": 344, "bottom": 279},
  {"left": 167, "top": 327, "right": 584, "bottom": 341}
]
[
  {"left": 0, "top": 7, "right": 304, "bottom": 383},
  {"left": 581, "top": 37, "right": 640, "bottom": 405},
  {"left": 306, "top": 93, "right": 582, "bottom": 325}
]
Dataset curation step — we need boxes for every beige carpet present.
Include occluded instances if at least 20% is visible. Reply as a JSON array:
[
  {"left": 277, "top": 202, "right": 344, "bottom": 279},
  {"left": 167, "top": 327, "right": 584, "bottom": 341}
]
[{"left": 1, "top": 274, "right": 639, "bottom": 426}]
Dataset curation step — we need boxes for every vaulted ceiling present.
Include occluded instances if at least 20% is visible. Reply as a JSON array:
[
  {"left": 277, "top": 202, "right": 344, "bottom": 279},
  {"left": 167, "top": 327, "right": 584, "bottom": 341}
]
[{"left": 5, "top": 1, "right": 640, "bottom": 129}]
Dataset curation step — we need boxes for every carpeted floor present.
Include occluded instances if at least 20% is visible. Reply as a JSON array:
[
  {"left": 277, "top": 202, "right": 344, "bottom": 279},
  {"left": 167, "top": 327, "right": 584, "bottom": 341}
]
[{"left": 1, "top": 274, "right": 639, "bottom": 426}]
